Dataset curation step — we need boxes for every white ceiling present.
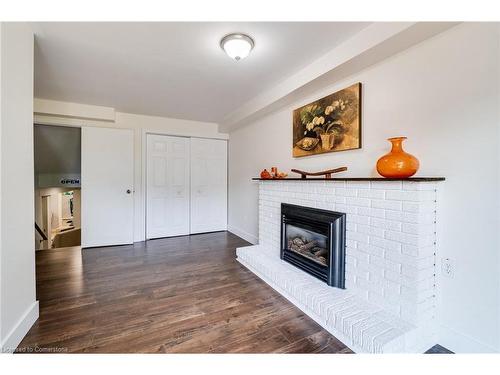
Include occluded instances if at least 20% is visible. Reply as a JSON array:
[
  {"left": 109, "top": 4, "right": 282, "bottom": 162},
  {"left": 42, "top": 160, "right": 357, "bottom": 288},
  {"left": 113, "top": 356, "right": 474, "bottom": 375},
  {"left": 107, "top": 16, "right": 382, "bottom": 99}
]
[{"left": 33, "top": 22, "right": 370, "bottom": 123}]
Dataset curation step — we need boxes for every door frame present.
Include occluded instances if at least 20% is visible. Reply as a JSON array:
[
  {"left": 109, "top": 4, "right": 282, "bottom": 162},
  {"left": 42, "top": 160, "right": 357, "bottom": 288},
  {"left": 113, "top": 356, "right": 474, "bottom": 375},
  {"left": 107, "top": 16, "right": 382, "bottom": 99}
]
[
  {"left": 34, "top": 120, "right": 136, "bottom": 247},
  {"left": 142, "top": 130, "right": 228, "bottom": 241}
]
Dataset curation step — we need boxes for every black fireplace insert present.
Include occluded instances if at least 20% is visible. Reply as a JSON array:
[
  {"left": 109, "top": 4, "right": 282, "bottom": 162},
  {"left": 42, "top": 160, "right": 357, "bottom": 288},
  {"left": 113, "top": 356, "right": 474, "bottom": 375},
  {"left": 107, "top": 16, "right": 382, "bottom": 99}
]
[{"left": 280, "top": 203, "right": 346, "bottom": 288}]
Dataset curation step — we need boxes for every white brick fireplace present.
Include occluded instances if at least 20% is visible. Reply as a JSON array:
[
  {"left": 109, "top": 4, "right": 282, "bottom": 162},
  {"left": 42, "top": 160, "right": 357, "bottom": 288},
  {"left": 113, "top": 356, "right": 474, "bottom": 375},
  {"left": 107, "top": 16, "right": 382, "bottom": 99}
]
[{"left": 236, "top": 178, "right": 444, "bottom": 353}]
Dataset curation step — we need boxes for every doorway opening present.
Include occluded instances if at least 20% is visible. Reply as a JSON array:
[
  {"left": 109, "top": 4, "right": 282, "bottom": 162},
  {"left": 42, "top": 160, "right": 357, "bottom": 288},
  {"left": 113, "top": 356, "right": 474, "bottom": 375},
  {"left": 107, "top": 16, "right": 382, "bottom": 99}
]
[{"left": 34, "top": 124, "right": 82, "bottom": 250}]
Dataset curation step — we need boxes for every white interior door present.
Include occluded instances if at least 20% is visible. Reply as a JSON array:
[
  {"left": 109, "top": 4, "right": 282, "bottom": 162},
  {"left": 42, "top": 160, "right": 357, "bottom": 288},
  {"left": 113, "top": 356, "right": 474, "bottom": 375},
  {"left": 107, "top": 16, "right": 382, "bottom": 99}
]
[
  {"left": 190, "top": 138, "right": 227, "bottom": 234},
  {"left": 146, "top": 134, "right": 190, "bottom": 239},
  {"left": 81, "top": 127, "right": 134, "bottom": 248}
]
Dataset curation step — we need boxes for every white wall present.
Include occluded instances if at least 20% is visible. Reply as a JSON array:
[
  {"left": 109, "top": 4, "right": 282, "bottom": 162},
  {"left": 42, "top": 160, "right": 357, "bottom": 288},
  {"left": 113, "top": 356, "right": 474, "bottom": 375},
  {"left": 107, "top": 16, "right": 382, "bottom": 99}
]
[
  {"left": 34, "top": 103, "right": 228, "bottom": 242},
  {"left": 228, "top": 23, "right": 500, "bottom": 352},
  {"left": 0, "top": 23, "right": 38, "bottom": 352}
]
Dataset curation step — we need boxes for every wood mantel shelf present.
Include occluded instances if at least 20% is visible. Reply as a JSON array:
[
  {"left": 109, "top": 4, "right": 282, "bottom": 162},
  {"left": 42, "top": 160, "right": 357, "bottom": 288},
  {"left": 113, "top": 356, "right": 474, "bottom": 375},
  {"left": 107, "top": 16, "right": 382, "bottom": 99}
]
[{"left": 252, "top": 177, "right": 445, "bottom": 182}]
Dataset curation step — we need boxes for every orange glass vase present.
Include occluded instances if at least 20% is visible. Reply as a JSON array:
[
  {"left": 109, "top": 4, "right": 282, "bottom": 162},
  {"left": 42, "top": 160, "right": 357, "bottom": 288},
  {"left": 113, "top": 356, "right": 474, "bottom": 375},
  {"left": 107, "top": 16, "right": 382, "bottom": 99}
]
[{"left": 376, "top": 137, "right": 419, "bottom": 178}]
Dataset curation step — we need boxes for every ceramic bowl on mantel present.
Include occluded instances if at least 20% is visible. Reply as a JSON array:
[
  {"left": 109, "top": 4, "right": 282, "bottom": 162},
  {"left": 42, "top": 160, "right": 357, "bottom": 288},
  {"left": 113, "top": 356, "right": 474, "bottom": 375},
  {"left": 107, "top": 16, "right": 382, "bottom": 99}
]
[{"left": 376, "top": 137, "right": 420, "bottom": 178}]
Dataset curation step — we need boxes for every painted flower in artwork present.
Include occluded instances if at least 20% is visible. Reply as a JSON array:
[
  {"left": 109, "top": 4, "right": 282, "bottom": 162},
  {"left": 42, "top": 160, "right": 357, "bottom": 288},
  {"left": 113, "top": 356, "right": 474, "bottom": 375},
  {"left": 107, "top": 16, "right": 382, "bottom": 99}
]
[{"left": 299, "top": 97, "right": 349, "bottom": 137}]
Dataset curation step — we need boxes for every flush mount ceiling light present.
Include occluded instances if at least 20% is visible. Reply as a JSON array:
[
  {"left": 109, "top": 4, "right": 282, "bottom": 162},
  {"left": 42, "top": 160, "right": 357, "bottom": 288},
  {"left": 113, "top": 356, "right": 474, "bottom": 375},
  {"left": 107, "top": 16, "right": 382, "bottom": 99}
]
[{"left": 220, "top": 33, "right": 255, "bottom": 61}]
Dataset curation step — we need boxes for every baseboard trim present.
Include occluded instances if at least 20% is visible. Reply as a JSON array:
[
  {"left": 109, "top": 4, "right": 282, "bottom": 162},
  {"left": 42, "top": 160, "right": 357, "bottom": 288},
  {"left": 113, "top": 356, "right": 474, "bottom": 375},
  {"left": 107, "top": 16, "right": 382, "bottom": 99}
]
[
  {"left": 1, "top": 301, "right": 39, "bottom": 353},
  {"left": 439, "top": 324, "right": 498, "bottom": 353},
  {"left": 227, "top": 225, "right": 258, "bottom": 245}
]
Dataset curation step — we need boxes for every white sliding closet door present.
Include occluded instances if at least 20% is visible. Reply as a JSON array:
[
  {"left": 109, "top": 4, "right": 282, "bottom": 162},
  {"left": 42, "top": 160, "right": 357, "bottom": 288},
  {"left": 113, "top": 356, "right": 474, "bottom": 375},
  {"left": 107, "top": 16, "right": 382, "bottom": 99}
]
[
  {"left": 146, "top": 134, "right": 190, "bottom": 239},
  {"left": 190, "top": 138, "right": 227, "bottom": 234},
  {"left": 81, "top": 127, "right": 134, "bottom": 248}
]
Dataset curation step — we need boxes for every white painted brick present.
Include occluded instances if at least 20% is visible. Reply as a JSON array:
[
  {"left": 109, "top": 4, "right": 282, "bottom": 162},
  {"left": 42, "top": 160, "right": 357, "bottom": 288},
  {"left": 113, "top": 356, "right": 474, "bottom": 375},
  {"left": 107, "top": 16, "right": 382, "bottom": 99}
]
[
  {"left": 384, "top": 280, "right": 402, "bottom": 297},
  {"left": 400, "top": 265, "right": 420, "bottom": 278},
  {"left": 401, "top": 244, "right": 419, "bottom": 257},
  {"left": 367, "top": 292, "right": 401, "bottom": 316},
  {"left": 369, "top": 236, "right": 402, "bottom": 252},
  {"left": 354, "top": 257, "right": 384, "bottom": 278},
  {"left": 416, "top": 278, "right": 436, "bottom": 294},
  {"left": 357, "top": 224, "right": 385, "bottom": 239},
  {"left": 369, "top": 272, "right": 402, "bottom": 295},
  {"left": 401, "top": 284, "right": 435, "bottom": 302},
  {"left": 335, "top": 204, "right": 357, "bottom": 214},
  {"left": 347, "top": 231, "right": 370, "bottom": 244},
  {"left": 402, "top": 265, "right": 435, "bottom": 280},
  {"left": 369, "top": 255, "right": 402, "bottom": 273},
  {"left": 385, "top": 230, "right": 419, "bottom": 246},
  {"left": 384, "top": 249, "right": 416, "bottom": 267},
  {"left": 316, "top": 201, "right": 331, "bottom": 210},
  {"left": 384, "top": 270, "right": 422, "bottom": 289},
  {"left": 371, "top": 199, "right": 402, "bottom": 211},
  {"left": 416, "top": 256, "right": 435, "bottom": 270},
  {"left": 369, "top": 181, "right": 403, "bottom": 190},
  {"left": 384, "top": 269, "right": 403, "bottom": 284},
  {"left": 385, "top": 190, "right": 422, "bottom": 202},
  {"left": 335, "top": 188, "right": 358, "bottom": 197},
  {"left": 385, "top": 210, "right": 435, "bottom": 224},
  {"left": 383, "top": 210, "right": 402, "bottom": 222},
  {"left": 383, "top": 285, "right": 402, "bottom": 301},
  {"left": 358, "top": 189, "right": 385, "bottom": 199},
  {"left": 346, "top": 196, "right": 371, "bottom": 207},
  {"left": 357, "top": 242, "right": 385, "bottom": 257},
  {"left": 402, "top": 201, "right": 436, "bottom": 213},
  {"left": 331, "top": 181, "right": 346, "bottom": 188},
  {"left": 346, "top": 255, "right": 357, "bottom": 267},
  {"left": 373, "top": 328, "right": 406, "bottom": 352},
  {"left": 401, "top": 297, "right": 435, "bottom": 316},
  {"left": 346, "top": 239, "right": 357, "bottom": 248},
  {"left": 350, "top": 250, "right": 370, "bottom": 264},
  {"left": 255, "top": 180, "right": 440, "bottom": 335},
  {"left": 357, "top": 206, "right": 385, "bottom": 219},
  {"left": 371, "top": 217, "right": 402, "bottom": 231},
  {"left": 402, "top": 222, "right": 435, "bottom": 236},
  {"left": 344, "top": 272, "right": 355, "bottom": 285},
  {"left": 326, "top": 195, "right": 346, "bottom": 204},
  {"left": 402, "top": 181, "right": 438, "bottom": 191},
  {"left": 357, "top": 277, "right": 384, "bottom": 296},
  {"left": 346, "top": 181, "right": 371, "bottom": 189},
  {"left": 347, "top": 214, "right": 370, "bottom": 225}
]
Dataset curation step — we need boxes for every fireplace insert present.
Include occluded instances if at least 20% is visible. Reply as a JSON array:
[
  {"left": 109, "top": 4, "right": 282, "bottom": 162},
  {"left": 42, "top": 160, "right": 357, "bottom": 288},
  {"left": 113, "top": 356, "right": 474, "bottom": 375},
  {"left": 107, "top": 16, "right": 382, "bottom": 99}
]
[{"left": 281, "top": 203, "right": 346, "bottom": 288}]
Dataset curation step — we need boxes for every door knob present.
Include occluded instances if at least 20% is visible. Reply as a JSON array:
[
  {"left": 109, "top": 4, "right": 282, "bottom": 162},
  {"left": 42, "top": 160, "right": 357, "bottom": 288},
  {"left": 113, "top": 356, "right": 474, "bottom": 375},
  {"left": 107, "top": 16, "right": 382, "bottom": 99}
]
[{"left": 126, "top": 189, "right": 132, "bottom": 194}]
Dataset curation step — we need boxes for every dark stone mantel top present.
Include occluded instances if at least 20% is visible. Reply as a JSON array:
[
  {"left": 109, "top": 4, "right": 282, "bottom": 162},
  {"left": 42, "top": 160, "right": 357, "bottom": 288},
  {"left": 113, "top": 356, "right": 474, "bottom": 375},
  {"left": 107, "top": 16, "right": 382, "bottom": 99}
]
[{"left": 252, "top": 177, "right": 445, "bottom": 182}]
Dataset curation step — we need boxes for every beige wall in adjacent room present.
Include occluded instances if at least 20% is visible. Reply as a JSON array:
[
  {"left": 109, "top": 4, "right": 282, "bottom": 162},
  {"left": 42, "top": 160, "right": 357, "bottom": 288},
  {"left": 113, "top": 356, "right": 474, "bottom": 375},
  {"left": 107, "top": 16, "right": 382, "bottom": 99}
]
[{"left": 227, "top": 23, "right": 500, "bottom": 353}]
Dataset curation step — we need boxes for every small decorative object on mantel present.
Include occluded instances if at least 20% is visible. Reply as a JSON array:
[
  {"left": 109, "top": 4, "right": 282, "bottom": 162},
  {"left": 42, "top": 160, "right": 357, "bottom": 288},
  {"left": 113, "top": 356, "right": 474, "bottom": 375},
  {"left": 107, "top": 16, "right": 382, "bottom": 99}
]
[
  {"left": 291, "top": 166, "right": 348, "bottom": 179},
  {"left": 376, "top": 137, "right": 420, "bottom": 178},
  {"left": 260, "top": 169, "right": 272, "bottom": 179},
  {"left": 260, "top": 167, "right": 288, "bottom": 179},
  {"left": 293, "top": 83, "right": 361, "bottom": 158}
]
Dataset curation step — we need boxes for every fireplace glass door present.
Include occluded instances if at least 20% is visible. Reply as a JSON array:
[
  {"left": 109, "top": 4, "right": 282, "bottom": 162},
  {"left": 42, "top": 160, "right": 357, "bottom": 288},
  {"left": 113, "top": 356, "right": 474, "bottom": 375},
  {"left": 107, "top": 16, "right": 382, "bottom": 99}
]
[{"left": 285, "top": 223, "right": 329, "bottom": 267}]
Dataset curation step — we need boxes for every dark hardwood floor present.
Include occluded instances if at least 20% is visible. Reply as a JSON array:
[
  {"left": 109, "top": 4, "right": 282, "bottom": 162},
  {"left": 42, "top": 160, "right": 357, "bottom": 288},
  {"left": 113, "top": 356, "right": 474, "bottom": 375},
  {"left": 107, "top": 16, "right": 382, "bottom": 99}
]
[{"left": 18, "top": 231, "right": 353, "bottom": 353}]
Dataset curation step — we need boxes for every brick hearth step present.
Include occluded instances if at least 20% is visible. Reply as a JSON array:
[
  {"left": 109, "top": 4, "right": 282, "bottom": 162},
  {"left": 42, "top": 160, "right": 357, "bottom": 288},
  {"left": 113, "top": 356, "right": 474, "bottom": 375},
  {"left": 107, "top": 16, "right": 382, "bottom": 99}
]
[{"left": 237, "top": 244, "right": 419, "bottom": 353}]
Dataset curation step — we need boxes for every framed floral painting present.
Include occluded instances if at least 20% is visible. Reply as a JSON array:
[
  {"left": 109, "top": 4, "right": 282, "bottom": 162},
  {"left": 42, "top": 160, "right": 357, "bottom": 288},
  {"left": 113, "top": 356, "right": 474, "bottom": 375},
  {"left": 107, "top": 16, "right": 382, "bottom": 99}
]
[{"left": 292, "top": 82, "right": 361, "bottom": 157}]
